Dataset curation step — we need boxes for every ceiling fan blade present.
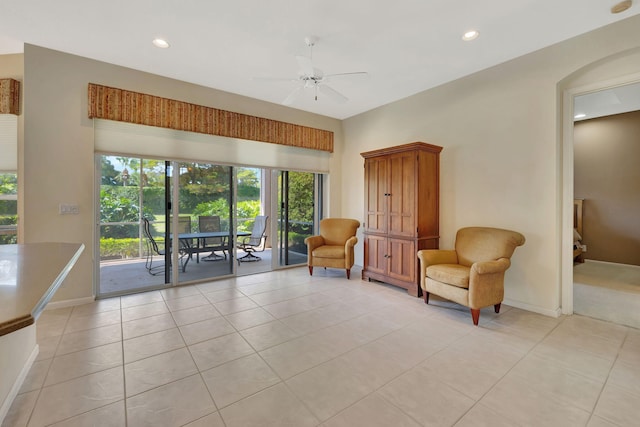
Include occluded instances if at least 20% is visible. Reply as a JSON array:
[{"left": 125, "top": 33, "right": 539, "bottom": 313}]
[
  {"left": 295, "top": 55, "right": 315, "bottom": 76},
  {"left": 324, "top": 71, "right": 369, "bottom": 81},
  {"left": 319, "top": 84, "right": 348, "bottom": 104},
  {"left": 282, "top": 86, "right": 304, "bottom": 106}
]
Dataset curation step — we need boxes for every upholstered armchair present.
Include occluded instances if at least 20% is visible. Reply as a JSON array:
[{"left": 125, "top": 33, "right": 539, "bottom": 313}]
[
  {"left": 417, "top": 227, "right": 525, "bottom": 325},
  {"left": 304, "top": 218, "right": 360, "bottom": 279}
]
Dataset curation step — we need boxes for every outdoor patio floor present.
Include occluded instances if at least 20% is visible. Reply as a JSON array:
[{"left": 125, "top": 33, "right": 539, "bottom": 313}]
[{"left": 99, "top": 249, "right": 307, "bottom": 296}]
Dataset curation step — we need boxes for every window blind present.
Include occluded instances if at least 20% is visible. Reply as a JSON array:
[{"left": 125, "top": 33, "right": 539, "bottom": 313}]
[{"left": 94, "top": 119, "right": 331, "bottom": 173}]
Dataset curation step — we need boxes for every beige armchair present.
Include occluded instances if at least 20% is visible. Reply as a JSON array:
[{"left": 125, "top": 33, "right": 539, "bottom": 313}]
[
  {"left": 304, "top": 218, "right": 360, "bottom": 279},
  {"left": 417, "top": 227, "right": 525, "bottom": 325}
]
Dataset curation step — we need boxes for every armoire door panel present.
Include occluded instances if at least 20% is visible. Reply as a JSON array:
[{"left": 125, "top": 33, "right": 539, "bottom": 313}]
[
  {"left": 387, "top": 238, "right": 415, "bottom": 283},
  {"left": 364, "top": 157, "right": 387, "bottom": 234},
  {"left": 364, "top": 234, "right": 387, "bottom": 275},
  {"left": 387, "top": 153, "right": 415, "bottom": 237},
  {"left": 416, "top": 152, "right": 439, "bottom": 237}
]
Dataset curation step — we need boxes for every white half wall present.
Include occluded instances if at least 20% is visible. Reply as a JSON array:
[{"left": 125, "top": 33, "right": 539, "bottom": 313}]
[{"left": 0, "top": 325, "right": 37, "bottom": 424}]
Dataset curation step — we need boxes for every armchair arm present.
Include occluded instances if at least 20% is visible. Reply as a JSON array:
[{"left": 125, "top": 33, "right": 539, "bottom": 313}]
[
  {"left": 417, "top": 249, "right": 458, "bottom": 267},
  {"left": 344, "top": 236, "right": 358, "bottom": 250},
  {"left": 471, "top": 258, "right": 511, "bottom": 275},
  {"left": 236, "top": 235, "right": 250, "bottom": 249},
  {"left": 304, "top": 235, "right": 325, "bottom": 252},
  {"left": 468, "top": 258, "right": 511, "bottom": 309},
  {"left": 417, "top": 250, "right": 458, "bottom": 290},
  {"left": 344, "top": 236, "right": 358, "bottom": 267}
]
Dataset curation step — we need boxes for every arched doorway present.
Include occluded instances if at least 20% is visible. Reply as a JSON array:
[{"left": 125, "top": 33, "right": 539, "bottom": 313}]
[{"left": 560, "top": 49, "right": 640, "bottom": 318}]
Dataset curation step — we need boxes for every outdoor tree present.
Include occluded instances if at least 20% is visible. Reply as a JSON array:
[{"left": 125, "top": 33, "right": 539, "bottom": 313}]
[
  {"left": 287, "top": 172, "right": 314, "bottom": 227},
  {"left": 115, "top": 157, "right": 141, "bottom": 186},
  {"left": 237, "top": 168, "right": 260, "bottom": 200},
  {"left": 179, "top": 163, "right": 231, "bottom": 211},
  {"left": 101, "top": 158, "right": 119, "bottom": 186}
]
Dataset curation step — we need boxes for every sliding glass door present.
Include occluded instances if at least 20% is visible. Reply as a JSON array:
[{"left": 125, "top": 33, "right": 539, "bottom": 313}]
[
  {"left": 98, "top": 154, "right": 325, "bottom": 296},
  {"left": 98, "top": 155, "right": 168, "bottom": 294},
  {"left": 98, "top": 155, "right": 234, "bottom": 296},
  {"left": 172, "top": 161, "right": 234, "bottom": 283},
  {"left": 277, "top": 171, "right": 322, "bottom": 267}
]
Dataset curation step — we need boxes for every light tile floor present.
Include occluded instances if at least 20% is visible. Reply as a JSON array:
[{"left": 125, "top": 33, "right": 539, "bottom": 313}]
[{"left": 3, "top": 267, "right": 640, "bottom": 427}]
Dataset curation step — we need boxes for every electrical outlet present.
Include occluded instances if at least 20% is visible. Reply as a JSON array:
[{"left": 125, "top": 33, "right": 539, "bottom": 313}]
[{"left": 582, "top": 245, "right": 587, "bottom": 252}]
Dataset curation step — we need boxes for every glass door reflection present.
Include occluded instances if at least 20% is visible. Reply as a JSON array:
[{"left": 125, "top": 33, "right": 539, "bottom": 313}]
[
  {"left": 277, "top": 171, "right": 318, "bottom": 267},
  {"left": 174, "top": 162, "right": 234, "bottom": 283}
]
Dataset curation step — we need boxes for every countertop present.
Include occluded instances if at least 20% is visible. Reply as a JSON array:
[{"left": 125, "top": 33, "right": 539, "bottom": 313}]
[{"left": 0, "top": 243, "right": 84, "bottom": 336}]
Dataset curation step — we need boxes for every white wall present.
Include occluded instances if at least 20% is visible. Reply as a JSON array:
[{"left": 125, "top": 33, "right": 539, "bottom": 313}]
[
  {"left": 22, "top": 45, "right": 343, "bottom": 302},
  {"left": 17, "top": 13, "right": 640, "bottom": 314},
  {"left": 340, "top": 14, "right": 640, "bottom": 315}
]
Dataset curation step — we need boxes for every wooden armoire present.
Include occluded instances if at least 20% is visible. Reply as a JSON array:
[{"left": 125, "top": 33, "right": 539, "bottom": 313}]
[{"left": 361, "top": 142, "right": 443, "bottom": 297}]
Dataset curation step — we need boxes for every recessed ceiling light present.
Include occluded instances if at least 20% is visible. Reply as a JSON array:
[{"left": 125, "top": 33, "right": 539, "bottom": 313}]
[
  {"left": 611, "top": 0, "right": 632, "bottom": 14},
  {"left": 574, "top": 113, "right": 587, "bottom": 119},
  {"left": 462, "top": 30, "right": 479, "bottom": 41},
  {"left": 152, "top": 38, "right": 170, "bottom": 48}
]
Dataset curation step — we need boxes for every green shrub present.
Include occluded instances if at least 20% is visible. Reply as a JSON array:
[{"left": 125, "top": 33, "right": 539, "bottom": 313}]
[
  {"left": 0, "top": 215, "right": 17, "bottom": 244},
  {"left": 0, "top": 215, "right": 17, "bottom": 226},
  {"left": 100, "top": 238, "right": 141, "bottom": 259},
  {"left": 193, "top": 199, "right": 261, "bottom": 231},
  {"left": 287, "top": 232, "right": 308, "bottom": 254}
]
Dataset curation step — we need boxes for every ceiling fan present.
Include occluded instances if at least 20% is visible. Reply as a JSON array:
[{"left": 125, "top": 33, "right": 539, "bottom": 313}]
[{"left": 255, "top": 36, "right": 369, "bottom": 105}]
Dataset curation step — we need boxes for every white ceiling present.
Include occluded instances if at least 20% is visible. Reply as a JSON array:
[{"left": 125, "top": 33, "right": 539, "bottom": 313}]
[
  {"left": 1, "top": 0, "right": 638, "bottom": 119},
  {"left": 574, "top": 82, "right": 640, "bottom": 121}
]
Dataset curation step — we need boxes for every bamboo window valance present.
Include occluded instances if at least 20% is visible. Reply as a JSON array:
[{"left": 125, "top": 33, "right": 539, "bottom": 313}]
[
  {"left": 0, "top": 79, "right": 20, "bottom": 115},
  {"left": 88, "top": 83, "right": 334, "bottom": 152}
]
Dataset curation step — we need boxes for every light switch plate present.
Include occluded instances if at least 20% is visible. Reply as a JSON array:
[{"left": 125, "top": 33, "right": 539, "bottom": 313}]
[{"left": 59, "top": 204, "right": 80, "bottom": 215}]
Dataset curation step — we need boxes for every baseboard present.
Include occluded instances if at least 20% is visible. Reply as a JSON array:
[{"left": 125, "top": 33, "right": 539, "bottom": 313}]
[
  {"left": 503, "top": 298, "right": 562, "bottom": 318},
  {"left": 0, "top": 344, "right": 39, "bottom": 424},
  {"left": 583, "top": 259, "right": 640, "bottom": 270},
  {"left": 45, "top": 296, "right": 95, "bottom": 311}
]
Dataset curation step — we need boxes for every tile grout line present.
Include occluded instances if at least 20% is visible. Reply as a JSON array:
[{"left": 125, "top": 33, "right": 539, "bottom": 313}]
[
  {"left": 272, "top": 299, "right": 461, "bottom": 424},
  {"left": 584, "top": 327, "right": 630, "bottom": 426},
  {"left": 26, "top": 307, "right": 74, "bottom": 426},
  {"left": 175, "top": 286, "right": 227, "bottom": 423},
  {"left": 22, "top": 273, "right": 635, "bottom": 426},
  {"left": 119, "top": 296, "right": 129, "bottom": 427},
  {"left": 458, "top": 313, "right": 628, "bottom": 425},
  {"left": 24, "top": 304, "right": 122, "bottom": 426}
]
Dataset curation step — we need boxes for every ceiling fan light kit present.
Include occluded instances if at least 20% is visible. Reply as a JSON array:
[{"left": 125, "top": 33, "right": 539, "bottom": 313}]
[{"left": 256, "top": 36, "right": 368, "bottom": 106}]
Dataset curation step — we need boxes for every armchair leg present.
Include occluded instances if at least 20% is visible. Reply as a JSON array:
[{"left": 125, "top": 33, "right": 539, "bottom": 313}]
[
  {"left": 470, "top": 308, "right": 480, "bottom": 326},
  {"left": 308, "top": 266, "right": 313, "bottom": 276},
  {"left": 424, "top": 291, "right": 430, "bottom": 304},
  {"left": 494, "top": 303, "right": 501, "bottom": 313},
  {"left": 346, "top": 268, "right": 351, "bottom": 279}
]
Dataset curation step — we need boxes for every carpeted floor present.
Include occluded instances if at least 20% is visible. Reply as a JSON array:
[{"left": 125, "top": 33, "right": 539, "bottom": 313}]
[{"left": 574, "top": 260, "right": 640, "bottom": 329}]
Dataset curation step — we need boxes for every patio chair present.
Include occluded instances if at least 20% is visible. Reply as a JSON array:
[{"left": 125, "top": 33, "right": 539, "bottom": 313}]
[
  {"left": 170, "top": 215, "right": 196, "bottom": 262},
  {"left": 199, "top": 215, "right": 228, "bottom": 260},
  {"left": 237, "top": 215, "right": 268, "bottom": 263},
  {"left": 142, "top": 217, "right": 187, "bottom": 275}
]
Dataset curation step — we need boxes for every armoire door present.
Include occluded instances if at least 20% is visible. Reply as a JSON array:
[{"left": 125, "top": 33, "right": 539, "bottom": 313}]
[
  {"left": 364, "top": 156, "right": 388, "bottom": 234},
  {"left": 387, "top": 237, "right": 416, "bottom": 284},
  {"left": 363, "top": 234, "right": 387, "bottom": 276},
  {"left": 387, "top": 152, "right": 416, "bottom": 238}
]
